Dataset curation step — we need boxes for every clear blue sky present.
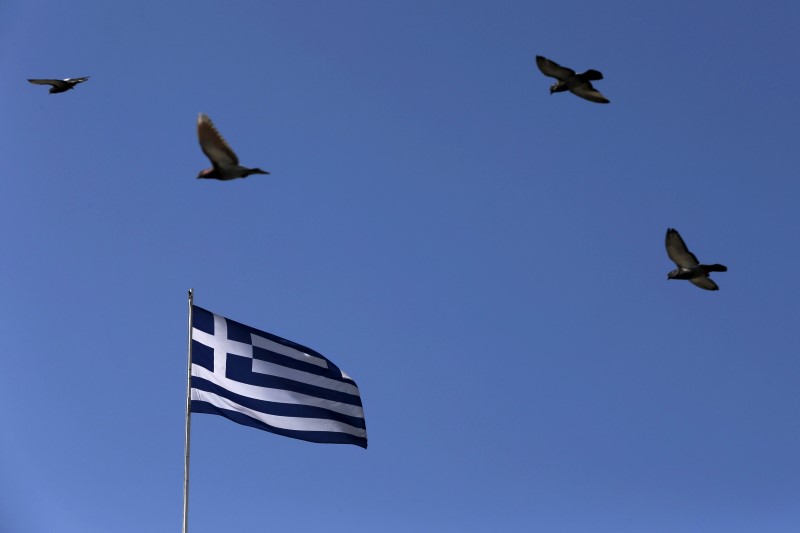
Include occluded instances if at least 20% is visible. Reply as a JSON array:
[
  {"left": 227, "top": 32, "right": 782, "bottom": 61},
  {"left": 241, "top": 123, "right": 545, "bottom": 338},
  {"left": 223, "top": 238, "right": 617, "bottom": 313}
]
[{"left": 2, "top": 1, "right": 799, "bottom": 531}]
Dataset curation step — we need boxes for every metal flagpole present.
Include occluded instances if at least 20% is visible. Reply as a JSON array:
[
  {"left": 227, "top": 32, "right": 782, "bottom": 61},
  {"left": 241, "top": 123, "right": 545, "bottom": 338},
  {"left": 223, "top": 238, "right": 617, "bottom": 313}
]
[{"left": 182, "top": 288, "right": 194, "bottom": 533}]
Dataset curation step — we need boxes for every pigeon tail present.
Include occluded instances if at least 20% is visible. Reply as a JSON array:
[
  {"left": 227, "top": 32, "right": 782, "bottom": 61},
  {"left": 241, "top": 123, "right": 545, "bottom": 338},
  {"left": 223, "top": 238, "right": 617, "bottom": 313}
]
[
  {"left": 581, "top": 69, "right": 604, "bottom": 81},
  {"left": 706, "top": 264, "right": 727, "bottom": 272}
]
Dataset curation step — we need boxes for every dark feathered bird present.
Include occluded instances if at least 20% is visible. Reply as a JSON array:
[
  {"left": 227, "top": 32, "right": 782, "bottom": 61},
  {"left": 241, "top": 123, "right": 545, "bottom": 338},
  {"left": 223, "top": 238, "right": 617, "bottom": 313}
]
[
  {"left": 28, "top": 77, "right": 90, "bottom": 94},
  {"left": 196, "top": 113, "right": 269, "bottom": 180},
  {"left": 665, "top": 228, "right": 727, "bottom": 290},
  {"left": 535, "top": 56, "right": 609, "bottom": 104}
]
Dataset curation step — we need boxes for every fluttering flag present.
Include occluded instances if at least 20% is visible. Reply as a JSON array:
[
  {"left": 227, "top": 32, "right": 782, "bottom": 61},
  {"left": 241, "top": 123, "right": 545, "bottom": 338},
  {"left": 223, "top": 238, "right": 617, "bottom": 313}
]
[{"left": 189, "top": 306, "right": 367, "bottom": 448}]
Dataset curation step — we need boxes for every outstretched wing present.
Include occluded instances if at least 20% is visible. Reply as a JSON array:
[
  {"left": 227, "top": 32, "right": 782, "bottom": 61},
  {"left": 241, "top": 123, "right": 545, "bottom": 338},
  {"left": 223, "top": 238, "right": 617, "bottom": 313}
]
[
  {"left": 690, "top": 277, "right": 719, "bottom": 291},
  {"left": 666, "top": 228, "right": 700, "bottom": 268},
  {"left": 28, "top": 79, "right": 65, "bottom": 88},
  {"left": 536, "top": 56, "right": 575, "bottom": 81},
  {"left": 197, "top": 113, "right": 239, "bottom": 167},
  {"left": 570, "top": 80, "right": 610, "bottom": 103},
  {"left": 64, "top": 77, "right": 90, "bottom": 84}
]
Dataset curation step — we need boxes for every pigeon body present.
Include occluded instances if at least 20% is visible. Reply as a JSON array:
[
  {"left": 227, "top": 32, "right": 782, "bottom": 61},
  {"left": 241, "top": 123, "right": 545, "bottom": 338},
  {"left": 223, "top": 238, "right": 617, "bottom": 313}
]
[
  {"left": 28, "top": 77, "right": 90, "bottom": 94},
  {"left": 196, "top": 113, "right": 269, "bottom": 180},
  {"left": 535, "top": 56, "right": 609, "bottom": 104},
  {"left": 665, "top": 228, "right": 727, "bottom": 290}
]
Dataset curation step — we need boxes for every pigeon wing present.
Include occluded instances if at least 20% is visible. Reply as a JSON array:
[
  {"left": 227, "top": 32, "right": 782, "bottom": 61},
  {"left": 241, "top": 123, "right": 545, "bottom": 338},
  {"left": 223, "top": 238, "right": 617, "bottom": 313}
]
[
  {"left": 65, "top": 77, "right": 90, "bottom": 84},
  {"left": 666, "top": 228, "right": 700, "bottom": 268},
  {"left": 536, "top": 56, "right": 575, "bottom": 81},
  {"left": 690, "top": 277, "right": 719, "bottom": 291},
  {"left": 571, "top": 81, "right": 610, "bottom": 103},
  {"left": 28, "top": 79, "right": 66, "bottom": 88},
  {"left": 197, "top": 114, "right": 239, "bottom": 167}
]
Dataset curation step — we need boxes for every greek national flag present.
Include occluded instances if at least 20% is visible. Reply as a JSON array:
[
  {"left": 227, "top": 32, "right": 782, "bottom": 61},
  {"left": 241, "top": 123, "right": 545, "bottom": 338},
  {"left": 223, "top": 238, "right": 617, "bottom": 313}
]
[{"left": 190, "top": 306, "right": 367, "bottom": 448}]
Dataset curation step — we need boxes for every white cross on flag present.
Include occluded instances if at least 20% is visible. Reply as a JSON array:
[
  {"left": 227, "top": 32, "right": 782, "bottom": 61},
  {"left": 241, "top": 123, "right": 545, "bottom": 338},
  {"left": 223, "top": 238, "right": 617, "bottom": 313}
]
[{"left": 190, "top": 305, "right": 367, "bottom": 448}]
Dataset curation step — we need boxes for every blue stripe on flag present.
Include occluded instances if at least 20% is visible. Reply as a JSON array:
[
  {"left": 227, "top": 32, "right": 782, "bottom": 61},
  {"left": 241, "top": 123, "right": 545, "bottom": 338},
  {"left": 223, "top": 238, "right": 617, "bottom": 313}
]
[
  {"left": 225, "top": 355, "right": 363, "bottom": 406},
  {"left": 191, "top": 340, "right": 214, "bottom": 372},
  {"left": 191, "top": 400, "right": 368, "bottom": 448},
  {"left": 191, "top": 376, "right": 367, "bottom": 429}
]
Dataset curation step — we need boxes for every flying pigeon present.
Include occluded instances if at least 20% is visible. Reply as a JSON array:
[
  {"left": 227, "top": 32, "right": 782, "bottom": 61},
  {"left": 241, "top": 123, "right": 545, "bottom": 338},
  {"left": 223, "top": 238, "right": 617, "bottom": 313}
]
[
  {"left": 535, "top": 56, "right": 609, "bottom": 104},
  {"left": 27, "top": 77, "right": 90, "bottom": 94},
  {"left": 665, "top": 228, "right": 727, "bottom": 290},
  {"left": 196, "top": 113, "right": 270, "bottom": 180}
]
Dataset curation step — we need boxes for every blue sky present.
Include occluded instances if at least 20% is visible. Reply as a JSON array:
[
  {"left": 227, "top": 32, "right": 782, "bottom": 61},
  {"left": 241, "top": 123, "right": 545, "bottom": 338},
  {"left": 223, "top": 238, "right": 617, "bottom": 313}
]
[{"left": 2, "top": 1, "right": 799, "bottom": 531}]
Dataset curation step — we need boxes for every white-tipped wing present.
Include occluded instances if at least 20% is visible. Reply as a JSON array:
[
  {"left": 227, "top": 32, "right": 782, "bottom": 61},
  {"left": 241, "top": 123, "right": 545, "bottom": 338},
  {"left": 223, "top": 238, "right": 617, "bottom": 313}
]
[
  {"left": 197, "top": 113, "right": 239, "bottom": 167},
  {"left": 64, "top": 77, "right": 90, "bottom": 84},
  {"left": 536, "top": 56, "right": 575, "bottom": 81},
  {"left": 666, "top": 228, "right": 700, "bottom": 268}
]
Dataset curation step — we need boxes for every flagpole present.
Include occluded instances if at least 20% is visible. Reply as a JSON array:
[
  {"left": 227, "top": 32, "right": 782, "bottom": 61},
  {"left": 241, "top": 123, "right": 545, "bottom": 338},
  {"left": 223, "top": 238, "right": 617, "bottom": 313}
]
[{"left": 182, "top": 289, "right": 194, "bottom": 533}]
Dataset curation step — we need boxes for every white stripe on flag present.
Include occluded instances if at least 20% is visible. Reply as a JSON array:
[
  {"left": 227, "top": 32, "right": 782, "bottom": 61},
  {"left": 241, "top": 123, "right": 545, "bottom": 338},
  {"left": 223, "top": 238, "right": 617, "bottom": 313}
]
[
  {"left": 191, "top": 364, "right": 365, "bottom": 418},
  {"left": 251, "top": 334, "right": 328, "bottom": 368},
  {"left": 251, "top": 358, "right": 360, "bottom": 396},
  {"left": 192, "top": 388, "right": 367, "bottom": 438}
]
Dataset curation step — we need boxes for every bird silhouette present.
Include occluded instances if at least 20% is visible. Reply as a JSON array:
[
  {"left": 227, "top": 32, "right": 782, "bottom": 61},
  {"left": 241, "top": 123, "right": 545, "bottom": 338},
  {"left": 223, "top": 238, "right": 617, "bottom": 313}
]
[
  {"left": 535, "top": 56, "right": 609, "bottom": 104},
  {"left": 28, "top": 77, "right": 90, "bottom": 94},
  {"left": 196, "top": 113, "right": 270, "bottom": 180},
  {"left": 665, "top": 228, "right": 727, "bottom": 290}
]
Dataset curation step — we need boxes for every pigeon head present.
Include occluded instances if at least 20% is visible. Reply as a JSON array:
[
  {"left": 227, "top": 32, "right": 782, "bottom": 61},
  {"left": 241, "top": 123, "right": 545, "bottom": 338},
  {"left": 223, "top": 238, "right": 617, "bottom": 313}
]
[
  {"left": 667, "top": 269, "right": 679, "bottom": 280},
  {"left": 197, "top": 168, "right": 215, "bottom": 179}
]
